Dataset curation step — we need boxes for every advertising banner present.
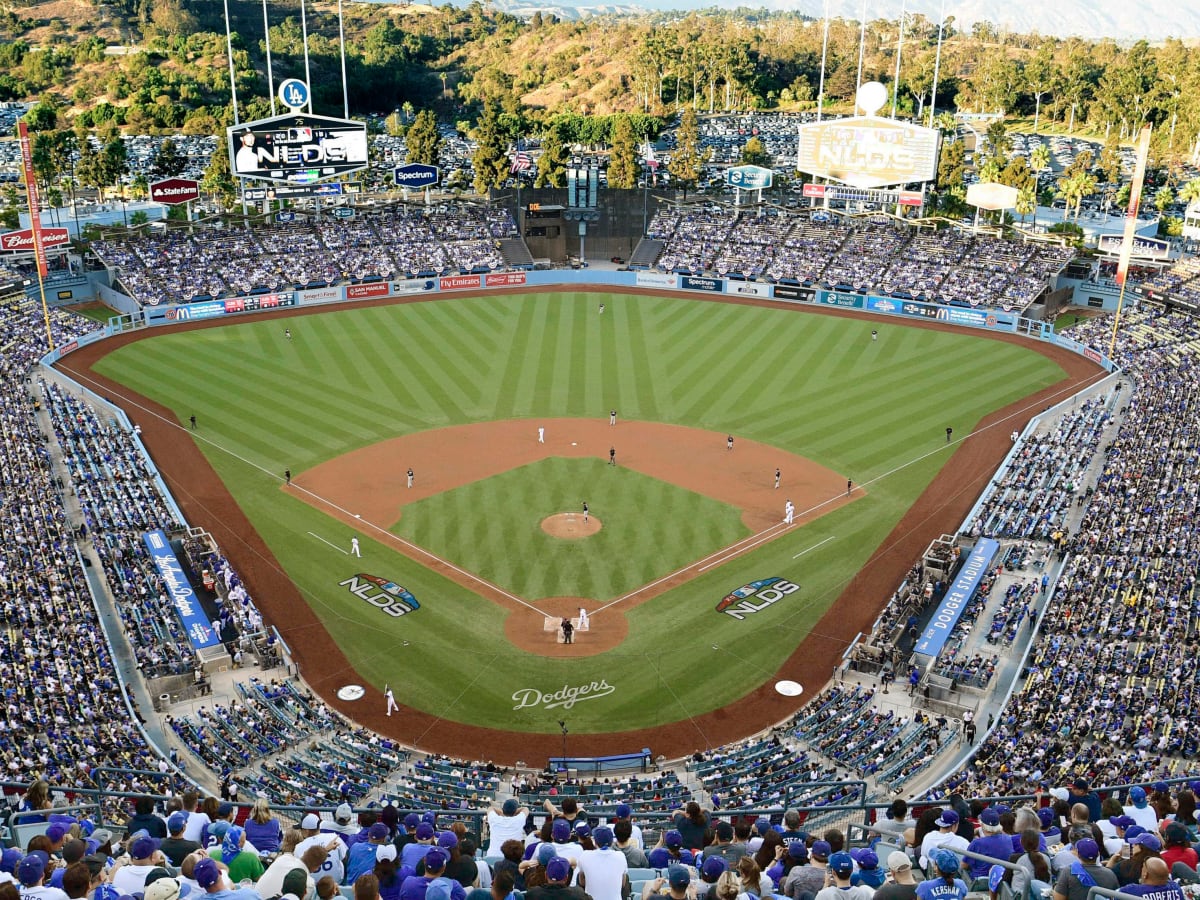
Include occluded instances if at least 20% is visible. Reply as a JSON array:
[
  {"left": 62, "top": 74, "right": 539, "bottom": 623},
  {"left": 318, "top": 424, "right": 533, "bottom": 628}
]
[
  {"left": 485, "top": 271, "right": 528, "bottom": 287},
  {"left": 297, "top": 286, "right": 342, "bottom": 305},
  {"left": 772, "top": 285, "right": 816, "bottom": 302},
  {"left": 440, "top": 274, "right": 482, "bottom": 290},
  {"left": 0, "top": 227, "right": 70, "bottom": 253},
  {"left": 726, "top": 281, "right": 771, "bottom": 298},
  {"left": 681, "top": 275, "right": 723, "bottom": 293},
  {"left": 934, "top": 306, "right": 1012, "bottom": 328},
  {"left": 393, "top": 163, "right": 440, "bottom": 189},
  {"left": 149, "top": 293, "right": 296, "bottom": 323},
  {"left": 818, "top": 291, "right": 864, "bottom": 309},
  {"left": 150, "top": 178, "right": 200, "bottom": 205},
  {"left": 143, "top": 530, "right": 222, "bottom": 650},
  {"left": 1098, "top": 232, "right": 1168, "bottom": 261},
  {"left": 914, "top": 538, "right": 999, "bottom": 658},
  {"left": 345, "top": 282, "right": 390, "bottom": 300},
  {"left": 393, "top": 279, "right": 437, "bottom": 294},
  {"left": 243, "top": 182, "right": 362, "bottom": 201},
  {"left": 16, "top": 122, "right": 49, "bottom": 278},
  {"left": 635, "top": 272, "right": 676, "bottom": 288}
]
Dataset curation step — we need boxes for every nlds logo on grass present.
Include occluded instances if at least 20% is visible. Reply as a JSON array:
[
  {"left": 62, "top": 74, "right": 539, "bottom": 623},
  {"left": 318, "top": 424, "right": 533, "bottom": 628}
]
[
  {"left": 716, "top": 577, "right": 800, "bottom": 619},
  {"left": 339, "top": 574, "right": 420, "bottom": 617}
]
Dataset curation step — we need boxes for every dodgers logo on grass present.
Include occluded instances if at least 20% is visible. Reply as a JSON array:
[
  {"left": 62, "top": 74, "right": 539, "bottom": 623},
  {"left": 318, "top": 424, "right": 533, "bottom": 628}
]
[
  {"left": 339, "top": 574, "right": 420, "bottom": 617},
  {"left": 511, "top": 679, "right": 616, "bottom": 711},
  {"left": 717, "top": 577, "right": 800, "bottom": 619}
]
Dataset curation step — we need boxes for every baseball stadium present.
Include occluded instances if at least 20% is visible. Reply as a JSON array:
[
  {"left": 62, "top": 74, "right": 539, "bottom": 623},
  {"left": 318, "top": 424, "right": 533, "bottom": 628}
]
[{"left": 3, "top": 18, "right": 1200, "bottom": 900}]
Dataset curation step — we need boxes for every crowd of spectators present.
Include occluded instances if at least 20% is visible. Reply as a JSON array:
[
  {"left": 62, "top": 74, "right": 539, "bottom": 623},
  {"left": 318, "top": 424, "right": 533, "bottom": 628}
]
[
  {"left": 644, "top": 207, "right": 1073, "bottom": 312},
  {"left": 91, "top": 204, "right": 519, "bottom": 306}
]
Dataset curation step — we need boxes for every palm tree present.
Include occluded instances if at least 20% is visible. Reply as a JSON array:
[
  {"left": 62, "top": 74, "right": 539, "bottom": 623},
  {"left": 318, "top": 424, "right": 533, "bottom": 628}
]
[
  {"left": 1179, "top": 178, "right": 1200, "bottom": 215},
  {"left": 934, "top": 111, "right": 958, "bottom": 139},
  {"left": 1017, "top": 185, "right": 1037, "bottom": 226},
  {"left": 1072, "top": 171, "right": 1098, "bottom": 222},
  {"left": 1030, "top": 144, "right": 1051, "bottom": 176}
]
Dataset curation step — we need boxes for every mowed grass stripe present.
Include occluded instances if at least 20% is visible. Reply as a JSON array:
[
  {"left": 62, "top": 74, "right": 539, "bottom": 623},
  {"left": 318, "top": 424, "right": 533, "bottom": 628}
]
[
  {"left": 622, "top": 298, "right": 662, "bottom": 421},
  {"left": 492, "top": 298, "right": 542, "bottom": 419},
  {"left": 509, "top": 296, "right": 556, "bottom": 419}
]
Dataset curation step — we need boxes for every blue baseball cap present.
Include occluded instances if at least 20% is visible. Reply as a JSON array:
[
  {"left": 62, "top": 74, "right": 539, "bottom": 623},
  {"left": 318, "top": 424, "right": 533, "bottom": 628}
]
[
  {"left": 593, "top": 827, "right": 614, "bottom": 848},
  {"left": 664, "top": 830, "right": 682, "bottom": 849},
  {"left": 546, "top": 858, "right": 571, "bottom": 882},
  {"left": 537, "top": 843, "right": 558, "bottom": 866},
  {"left": 935, "top": 810, "right": 959, "bottom": 828},
  {"left": 1130, "top": 787, "right": 1148, "bottom": 806},
  {"left": 167, "top": 813, "right": 188, "bottom": 834},
  {"left": 615, "top": 804, "right": 632, "bottom": 818},
  {"left": 829, "top": 852, "right": 854, "bottom": 876},
  {"left": 933, "top": 850, "right": 960, "bottom": 875}
]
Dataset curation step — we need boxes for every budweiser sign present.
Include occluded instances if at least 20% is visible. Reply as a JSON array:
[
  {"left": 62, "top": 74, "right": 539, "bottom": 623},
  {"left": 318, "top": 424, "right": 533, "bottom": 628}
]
[
  {"left": 150, "top": 178, "right": 200, "bottom": 205},
  {"left": 0, "top": 227, "right": 70, "bottom": 253}
]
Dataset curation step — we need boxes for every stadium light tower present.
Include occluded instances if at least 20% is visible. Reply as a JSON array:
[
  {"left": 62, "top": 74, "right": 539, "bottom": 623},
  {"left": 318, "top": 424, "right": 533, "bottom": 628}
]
[
  {"left": 928, "top": 0, "right": 947, "bottom": 129},
  {"left": 891, "top": 0, "right": 906, "bottom": 119},
  {"left": 816, "top": 0, "right": 831, "bottom": 122}
]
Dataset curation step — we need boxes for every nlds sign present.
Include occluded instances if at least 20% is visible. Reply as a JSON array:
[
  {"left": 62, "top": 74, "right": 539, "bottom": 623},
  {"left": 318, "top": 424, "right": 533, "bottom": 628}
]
[
  {"left": 0, "top": 227, "right": 70, "bottom": 253},
  {"left": 716, "top": 577, "right": 801, "bottom": 619}
]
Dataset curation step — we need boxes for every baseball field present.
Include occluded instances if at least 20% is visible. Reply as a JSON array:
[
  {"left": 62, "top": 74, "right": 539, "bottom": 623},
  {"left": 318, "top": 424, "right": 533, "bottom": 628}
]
[{"left": 78, "top": 289, "right": 1086, "bottom": 759}]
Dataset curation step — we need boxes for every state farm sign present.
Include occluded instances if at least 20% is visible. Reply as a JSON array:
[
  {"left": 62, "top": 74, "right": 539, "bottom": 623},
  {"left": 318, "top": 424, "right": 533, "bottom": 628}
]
[
  {"left": 0, "top": 228, "right": 70, "bottom": 253},
  {"left": 150, "top": 178, "right": 200, "bottom": 205}
]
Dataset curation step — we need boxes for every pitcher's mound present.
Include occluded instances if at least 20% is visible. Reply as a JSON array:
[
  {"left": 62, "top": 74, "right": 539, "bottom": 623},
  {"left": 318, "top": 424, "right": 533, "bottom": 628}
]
[{"left": 542, "top": 512, "right": 602, "bottom": 539}]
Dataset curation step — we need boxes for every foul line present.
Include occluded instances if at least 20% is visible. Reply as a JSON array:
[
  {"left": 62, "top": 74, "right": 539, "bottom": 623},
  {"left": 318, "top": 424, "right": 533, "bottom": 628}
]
[
  {"left": 793, "top": 535, "right": 836, "bottom": 559},
  {"left": 308, "top": 531, "right": 349, "bottom": 554}
]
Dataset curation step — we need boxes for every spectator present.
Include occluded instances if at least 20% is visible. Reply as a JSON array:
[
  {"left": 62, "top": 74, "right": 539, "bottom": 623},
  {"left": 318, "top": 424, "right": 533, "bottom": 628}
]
[
  {"left": 1051, "top": 840, "right": 1117, "bottom": 900},
  {"left": 915, "top": 851, "right": 967, "bottom": 900},
  {"left": 873, "top": 852, "right": 917, "bottom": 900},
  {"left": 245, "top": 800, "right": 283, "bottom": 857},
  {"left": 673, "top": 803, "right": 710, "bottom": 851},
  {"left": 1121, "top": 858, "right": 1186, "bottom": 900}
]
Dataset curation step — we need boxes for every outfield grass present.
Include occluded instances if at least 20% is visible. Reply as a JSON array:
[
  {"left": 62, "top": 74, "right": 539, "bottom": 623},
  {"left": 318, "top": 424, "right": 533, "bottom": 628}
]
[
  {"left": 93, "top": 292, "right": 1066, "bottom": 734},
  {"left": 394, "top": 457, "right": 749, "bottom": 600}
]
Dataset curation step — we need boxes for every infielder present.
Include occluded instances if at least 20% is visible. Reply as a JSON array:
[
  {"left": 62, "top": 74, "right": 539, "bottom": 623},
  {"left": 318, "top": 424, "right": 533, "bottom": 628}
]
[
  {"left": 351, "top": 537, "right": 361, "bottom": 557},
  {"left": 385, "top": 686, "right": 399, "bottom": 717},
  {"left": 727, "top": 435, "right": 734, "bottom": 451},
  {"left": 610, "top": 409, "right": 617, "bottom": 426},
  {"left": 583, "top": 501, "right": 589, "bottom": 523},
  {"left": 407, "top": 467, "right": 414, "bottom": 488},
  {"left": 774, "top": 468, "right": 781, "bottom": 489},
  {"left": 538, "top": 426, "right": 545, "bottom": 443},
  {"left": 784, "top": 500, "right": 795, "bottom": 525}
]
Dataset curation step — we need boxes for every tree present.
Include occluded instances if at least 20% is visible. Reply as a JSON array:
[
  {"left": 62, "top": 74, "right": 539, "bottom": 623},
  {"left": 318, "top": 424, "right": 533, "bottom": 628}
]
[
  {"left": 101, "top": 137, "right": 129, "bottom": 196},
  {"left": 1153, "top": 186, "right": 1175, "bottom": 213},
  {"left": 1179, "top": 178, "right": 1200, "bottom": 208},
  {"left": 152, "top": 138, "right": 187, "bottom": 178},
  {"left": 406, "top": 110, "right": 441, "bottom": 167},
  {"left": 1024, "top": 42, "right": 1057, "bottom": 134},
  {"left": 666, "top": 107, "right": 709, "bottom": 197},
  {"left": 201, "top": 140, "right": 236, "bottom": 209},
  {"left": 936, "top": 140, "right": 966, "bottom": 191},
  {"left": 986, "top": 119, "right": 1011, "bottom": 159},
  {"left": 471, "top": 102, "right": 509, "bottom": 196},
  {"left": 1097, "top": 134, "right": 1122, "bottom": 185},
  {"left": 384, "top": 113, "right": 404, "bottom": 137},
  {"left": 534, "top": 123, "right": 568, "bottom": 188},
  {"left": 740, "top": 136, "right": 770, "bottom": 167},
  {"left": 606, "top": 115, "right": 639, "bottom": 189}
]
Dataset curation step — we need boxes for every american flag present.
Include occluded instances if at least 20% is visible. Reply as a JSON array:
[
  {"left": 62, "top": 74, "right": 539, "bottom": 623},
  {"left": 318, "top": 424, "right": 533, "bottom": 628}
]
[{"left": 511, "top": 151, "right": 533, "bottom": 173}]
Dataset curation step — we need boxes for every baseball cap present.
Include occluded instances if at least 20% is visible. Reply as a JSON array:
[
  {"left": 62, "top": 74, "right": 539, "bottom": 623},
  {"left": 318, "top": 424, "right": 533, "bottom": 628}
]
[
  {"left": 667, "top": 865, "right": 691, "bottom": 889},
  {"left": 377, "top": 845, "right": 398, "bottom": 862},
  {"left": 301, "top": 814, "right": 321, "bottom": 830},
  {"left": 979, "top": 809, "right": 1001, "bottom": 827},
  {"left": 935, "top": 809, "right": 959, "bottom": 828},
  {"left": 369, "top": 823, "right": 390, "bottom": 841},
  {"left": 715, "top": 822, "right": 733, "bottom": 841},
  {"left": 886, "top": 852, "right": 911, "bottom": 872},
  {"left": 810, "top": 840, "right": 831, "bottom": 859},
  {"left": 130, "top": 836, "right": 159, "bottom": 860},
  {"left": 143, "top": 869, "right": 175, "bottom": 888},
  {"left": 787, "top": 841, "right": 808, "bottom": 861},
  {"left": 0, "top": 848, "right": 22, "bottom": 873},
  {"left": 546, "top": 858, "right": 572, "bottom": 882},
  {"left": 167, "top": 813, "right": 188, "bottom": 834},
  {"left": 437, "top": 831, "right": 458, "bottom": 849},
  {"left": 404, "top": 813, "right": 421, "bottom": 828},
  {"left": 502, "top": 799, "right": 519, "bottom": 816},
  {"left": 855, "top": 849, "right": 879, "bottom": 870},
  {"left": 933, "top": 849, "right": 960, "bottom": 875},
  {"left": 1131, "top": 834, "right": 1162, "bottom": 852},
  {"left": 423, "top": 812, "right": 438, "bottom": 824},
  {"left": 1072, "top": 779, "right": 1090, "bottom": 792},
  {"left": 18, "top": 853, "right": 46, "bottom": 886},
  {"left": 144, "top": 877, "right": 191, "bottom": 900},
  {"left": 700, "top": 857, "right": 727, "bottom": 881},
  {"left": 1129, "top": 787, "right": 1148, "bottom": 806},
  {"left": 1036, "top": 808, "right": 1056, "bottom": 826},
  {"left": 92, "top": 829, "right": 114, "bottom": 846},
  {"left": 552, "top": 819, "right": 572, "bottom": 842},
  {"left": 217, "top": 802, "right": 234, "bottom": 818},
  {"left": 1108, "top": 815, "right": 1135, "bottom": 830},
  {"left": 679, "top": 850, "right": 695, "bottom": 866},
  {"left": 664, "top": 830, "right": 682, "bottom": 849},
  {"left": 593, "top": 826, "right": 614, "bottom": 848},
  {"left": 829, "top": 852, "right": 854, "bottom": 876},
  {"left": 424, "top": 848, "right": 449, "bottom": 871},
  {"left": 1124, "top": 826, "right": 1147, "bottom": 841},
  {"left": 46, "top": 824, "right": 68, "bottom": 843},
  {"left": 416, "top": 823, "right": 435, "bottom": 840},
  {"left": 648, "top": 848, "right": 672, "bottom": 869},
  {"left": 574, "top": 822, "right": 591, "bottom": 838},
  {"left": 616, "top": 804, "right": 632, "bottom": 819},
  {"left": 1074, "top": 839, "right": 1100, "bottom": 861},
  {"left": 537, "top": 844, "right": 558, "bottom": 866},
  {"left": 1048, "top": 788, "right": 1070, "bottom": 802},
  {"left": 426, "top": 878, "right": 455, "bottom": 900},
  {"left": 1166, "top": 823, "right": 1191, "bottom": 844},
  {"left": 193, "top": 859, "right": 222, "bottom": 889},
  {"left": 336, "top": 804, "right": 353, "bottom": 823},
  {"left": 1153, "top": 782, "right": 1170, "bottom": 793}
]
